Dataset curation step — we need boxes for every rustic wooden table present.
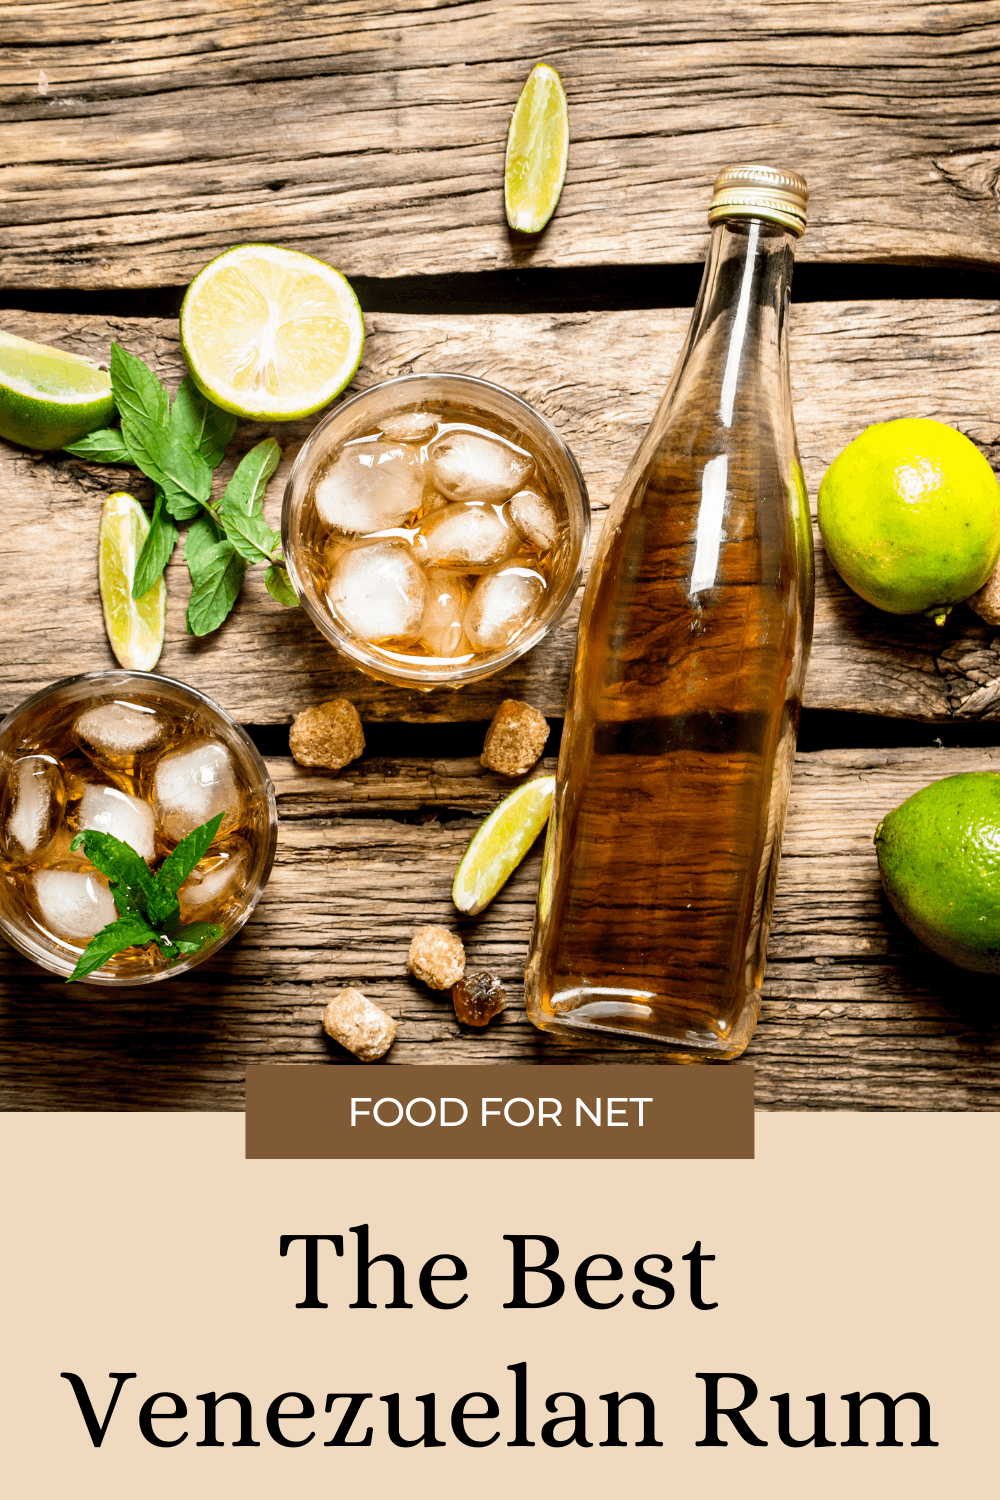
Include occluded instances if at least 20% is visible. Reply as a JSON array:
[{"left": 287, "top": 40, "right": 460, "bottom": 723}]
[{"left": 2, "top": 1, "right": 1000, "bottom": 1109}]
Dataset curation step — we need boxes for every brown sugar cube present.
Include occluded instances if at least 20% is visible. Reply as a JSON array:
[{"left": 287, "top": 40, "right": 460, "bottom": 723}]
[
  {"left": 407, "top": 925, "right": 465, "bottom": 990},
  {"left": 322, "top": 987, "right": 397, "bottom": 1061},
  {"left": 481, "top": 698, "right": 550, "bottom": 777},
  {"left": 290, "top": 698, "right": 365, "bottom": 771},
  {"left": 452, "top": 970, "right": 506, "bottom": 1027}
]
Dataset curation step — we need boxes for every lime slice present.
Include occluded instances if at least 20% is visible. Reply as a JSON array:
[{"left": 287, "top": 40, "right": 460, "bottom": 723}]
[
  {"left": 99, "top": 492, "right": 166, "bottom": 672},
  {"left": 504, "top": 64, "right": 569, "bottom": 234},
  {"left": 179, "top": 244, "right": 365, "bottom": 421},
  {"left": 0, "top": 330, "right": 114, "bottom": 451},
  {"left": 453, "top": 775, "right": 555, "bottom": 915}
]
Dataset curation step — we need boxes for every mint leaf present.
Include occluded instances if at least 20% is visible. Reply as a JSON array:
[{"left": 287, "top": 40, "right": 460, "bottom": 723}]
[
  {"left": 67, "top": 913, "right": 162, "bottom": 983},
  {"left": 64, "top": 427, "right": 132, "bottom": 464},
  {"left": 122, "top": 422, "right": 211, "bottom": 522},
  {"left": 69, "top": 828, "right": 158, "bottom": 916},
  {"left": 184, "top": 513, "right": 224, "bottom": 578},
  {"left": 170, "top": 376, "right": 237, "bottom": 469},
  {"left": 132, "top": 490, "right": 179, "bottom": 600},
  {"left": 168, "top": 921, "right": 225, "bottom": 956},
  {"left": 185, "top": 540, "right": 245, "bottom": 635},
  {"left": 220, "top": 438, "right": 281, "bottom": 517},
  {"left": 222, "top": 507, "right": 280, "bottom": 565},
  {"left": 145, "top": 887, "right": 181, "bottom": 932},
  {"left": 156, "top": 812, "right": 225, "bottom": 898},
  {"left": 110, "top": 343, "right": 168, "bottom": 434},
  {"left": 265, "top": 562, "right": 299, "bottom": 608}
]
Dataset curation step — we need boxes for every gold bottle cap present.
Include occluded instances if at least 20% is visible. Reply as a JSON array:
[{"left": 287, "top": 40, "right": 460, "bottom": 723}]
[{"left": 708, "top": 164, "right": 808, "bottom": 236}]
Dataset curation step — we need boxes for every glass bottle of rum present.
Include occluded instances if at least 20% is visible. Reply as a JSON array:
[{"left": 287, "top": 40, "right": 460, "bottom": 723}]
[{"left": 525, "top": 165, "right": 814, "bottom": 1060}]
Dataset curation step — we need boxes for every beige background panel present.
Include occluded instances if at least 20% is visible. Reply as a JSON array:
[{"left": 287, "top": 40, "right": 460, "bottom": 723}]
[{"left": 1, "top": 1112, "right": 994, "bottom": 1496}]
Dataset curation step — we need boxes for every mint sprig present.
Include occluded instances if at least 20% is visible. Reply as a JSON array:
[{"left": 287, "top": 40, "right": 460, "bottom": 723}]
[
  {"left": 66, "top": 812, "right": 227, "bottom": 983},
  {"left": 63, "top": 346, "right": 298, "bottom": 636}
]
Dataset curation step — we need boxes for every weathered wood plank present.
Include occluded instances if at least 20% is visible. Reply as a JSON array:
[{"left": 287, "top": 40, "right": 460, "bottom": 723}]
[
  {"left": 1, "top": 748, "right": 998, "bottom": 1111},
  {"left": 3, "top": 3, "right": 1000, "bottom": 284},
  {"left": 4, "top": 302, "right": 1000, "bottom": 722}
]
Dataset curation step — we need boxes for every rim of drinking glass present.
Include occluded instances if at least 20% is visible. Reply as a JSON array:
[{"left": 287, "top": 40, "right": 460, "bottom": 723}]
[
  {"left": 0, "top": 668, "right": 278, "bottom": 986},
  {"left": 281, "top": 371, "right": 591, "bottom": 688}
]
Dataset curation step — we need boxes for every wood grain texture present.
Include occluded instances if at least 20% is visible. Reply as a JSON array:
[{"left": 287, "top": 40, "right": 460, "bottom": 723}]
[
  {"left": 3, "top": 2, "right": 1000, "bottom": 284},
  {"left": 1, "top": 748, "right": 997, "bottom": 1111},
  {"left": 4, "top": 301, "right": 1000, "bottom": 723}
]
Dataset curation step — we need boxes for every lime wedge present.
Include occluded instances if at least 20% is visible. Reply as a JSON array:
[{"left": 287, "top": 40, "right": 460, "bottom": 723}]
[
  {"left": 0, "top": 330, "right": 114, "bottom": 451},
  {"left": 453, "top": 775, "right": 555, "bottom": 916},
  {"left": 504, "top": 64, "right": 569, "bottom": 234},
  {"left": 99, "top": 492, "right": 166, "bottom": 672},
  {"left": 179, "top": 244, "right": 365, "bottom": 421}
]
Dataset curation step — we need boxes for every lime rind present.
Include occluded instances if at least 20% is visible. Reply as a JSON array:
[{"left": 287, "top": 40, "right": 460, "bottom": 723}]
[
  {"left": 0, "top": 330, "right": 114, "bottom": 450},
  {"left": 99, "top": 491, "right": 166, "bottom": 672},
  {"left": 179, "top": 243, "right": 365, "bottom": 422},
  {"left": 505, "top": 64, "right": 569, "bottom": 234},
  {"left": 453, "top": 775, "right": 555, "bottom": 915}
]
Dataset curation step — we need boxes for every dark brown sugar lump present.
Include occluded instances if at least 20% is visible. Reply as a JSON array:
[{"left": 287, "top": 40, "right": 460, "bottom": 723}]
[
  {"left": 290, "top": 698, "right": 365, "bottom": 770},
  {"left": 407, "top": 924, "right": 465, "bottom": 990},
  {"left": 481, "top": 698, "right": 550, "bottom": 777},
  {"left": 322, "top": 987, "right": 397, "bottom": 1061},
  {"left": 452, "top": 970, "right": 507, "bottom": 1027}
]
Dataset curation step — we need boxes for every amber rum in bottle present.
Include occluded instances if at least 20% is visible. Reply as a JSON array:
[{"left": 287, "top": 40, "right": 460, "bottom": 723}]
[{"left": 525, "top": 165, "right": 814, "bottom": 1059}]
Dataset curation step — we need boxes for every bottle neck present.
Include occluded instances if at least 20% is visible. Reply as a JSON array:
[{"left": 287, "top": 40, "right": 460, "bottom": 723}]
[{"left": 672, "top": 217, "right": 797, "bottom": 430}]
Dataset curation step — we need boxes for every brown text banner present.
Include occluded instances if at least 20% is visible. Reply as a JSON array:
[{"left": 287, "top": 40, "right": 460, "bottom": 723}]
[{"left": 245, "top": 1064, "right": 753, "bottom": 1160}]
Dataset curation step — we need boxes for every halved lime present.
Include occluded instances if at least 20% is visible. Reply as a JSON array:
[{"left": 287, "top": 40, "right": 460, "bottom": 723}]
[
  {"left": 504, "top": 64, "right": 569, "bottom": 234},
  {"left": 179, "top": 244, "right": 365, "bottom": 421},
  {"left": 99, "top": 492, "right": 166, "bottom": 672},
  {"left": 0, "top": 330, "right": 114, "bottom": 451},
  {"left": 453, "top": 775, "right": 555, "bottom": 916}
]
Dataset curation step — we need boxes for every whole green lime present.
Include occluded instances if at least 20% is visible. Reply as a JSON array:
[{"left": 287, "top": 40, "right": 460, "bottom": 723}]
[
  {"left": 818, "top": 418, "right": 1000, "bottom": 619},
  {"left": 875, "top": 772, "right": 1000, "bottom": 972}
]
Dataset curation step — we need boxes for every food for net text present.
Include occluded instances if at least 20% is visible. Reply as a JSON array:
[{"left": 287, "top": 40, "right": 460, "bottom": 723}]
[
  {"left": 322, "top": 987, "right": 397, "bottom": 1061},
  {"left": 0, "top": 329, "right": 114, "bottom": 450},
  {"left": 180, "top": 244, "right": 365, "bottom": 421},
  {"left": 0, "top": 678, "right": 272, "bottom": 981},
  {"left": 289, "top": 698, "right": 365, "bottom": 771},
  {"left": 875, "top": 773, "right": 1000, "bottom": 973},
  {"left": 297, "top": 404, "right": 567, "bottom": 669},
  {"left": 481, "top": 699, "right": 550, "bottom": 776},
  {"left": 524, "top": 165, "right": 813, "bottom": 1059},
  {"left": 407, "top": 925, "right": 465, "bottom": 990},
  {"left": 818, "top": 418, "right": 1000, "bottom": 623},
  {"left": 98, "top": 492, "right": 166, "bottom": 672},
  {"left": 452, "top": 775, "right": 555, "bottom": 916},
  {"left": 504, "top": 64, "right": 569, "bottom": 234},
  {"left": 452, "top": 970, "right": 506, "bottom": 1027}
]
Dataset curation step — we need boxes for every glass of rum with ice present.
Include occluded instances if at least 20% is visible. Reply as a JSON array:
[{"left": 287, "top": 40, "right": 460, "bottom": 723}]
[
  {"left": 0, "top": 671, "right": 277, "bottom": 984},
  {"left": 282, "top": 373, "right": 590, "bottom": 687}
]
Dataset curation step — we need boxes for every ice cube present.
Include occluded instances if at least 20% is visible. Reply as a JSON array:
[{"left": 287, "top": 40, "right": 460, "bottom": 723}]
[
  {"left": 421, "top": 504, "right": 517, "bottom": 572},
  {"left": 73, "top": 700, "right": 167, "bottom": 773},
  {"left": 509, "top": 488, "right": 559, "bottom": 552},
  {"left": 151, "top": 738, "right": 240, "bottom": 844},
  {"left": 78, "top": 784, "right": 156, "bottom": 862},
  {"left": 419, "top": 570, "right": 472, "bottom": 658},
  {"left": 380, "top": 410, "right": 440, "bottom": 444},
  {"left": 313, "top": 441, "right": 426, "bottom": 535},
  {"left": 0, "top": 754, "right": 65, "bottom": 861},
  {"left": 464, "top": 566, "right": 546, "bottom": 651},
  {"left": 178, "top": 841, "right": 248, "bottom": 916},
  {"left": 429, "top": 431, "right": 533, "bottom": 504},
  {"left": 328, "top": 539, "right": 428, "bottom": 644},
  {"left": 33, "top": 868, "right": 117, "bottom": 944}
]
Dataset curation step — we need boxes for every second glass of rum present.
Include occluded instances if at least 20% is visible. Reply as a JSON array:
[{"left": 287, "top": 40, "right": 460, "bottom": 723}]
[{"left": 525, "top": 165, "right": 815, "bottom": 1060}]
